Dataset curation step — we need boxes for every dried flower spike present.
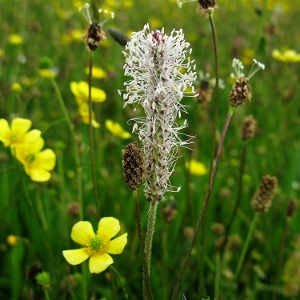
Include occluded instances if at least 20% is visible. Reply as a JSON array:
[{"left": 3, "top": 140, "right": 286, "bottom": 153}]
[
  {"left": 241, "top": 115, "right": 256, "bottom": 142},
  {"left": 251, "top": 175, "right": 278, "bottom": 213},
  {"left": 177, "top": 0, "right": 218, "bottom": 17},
  {"left": 229, "top": 58, "right": 265, "bottom": 107},
  {"left": 79, "top": 3, "right": 114, "bottom": 51},
  {"left": 122, "top": 142, "right": 145, "bottom": 191}
]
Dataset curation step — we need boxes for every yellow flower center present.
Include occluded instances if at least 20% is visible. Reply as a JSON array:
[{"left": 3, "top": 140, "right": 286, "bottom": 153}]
[
  {"left": 26, "top": 154, "right": 36, "bottom": 163},
  {"left": 10, "top": 134, "right": 19, "bottom": 143},
  {"left": 88, "top": 235, "right": 109, "bottom": 255}
]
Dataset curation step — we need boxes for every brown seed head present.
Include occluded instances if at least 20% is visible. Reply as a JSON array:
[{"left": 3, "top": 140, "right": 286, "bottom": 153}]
[
  {"left": 163, "top": 204, "right": 178, "bottom": 223},
  {"left": 122, "top": 142, "right": 145, "bottom": 190},
  {"left": 83, "top": 22, "right": 106, "bottom": 51},
  {"left": 286, "top": 199, "right": 297, "bottom": 218},
  {"left": 195, "top": 80, "right": 213, "bottom": 106},
  {"left": 241, "top": 115, "right": 256, "bottom": 142},
  {"left": 251, "top": 175, "right": 278, "bottom": 213},
  {"left": 229, "top": 77, "right": 251, "bottom": 107},
  {"left": 197, "top": 0, "right": 218, "bottom": 17}
]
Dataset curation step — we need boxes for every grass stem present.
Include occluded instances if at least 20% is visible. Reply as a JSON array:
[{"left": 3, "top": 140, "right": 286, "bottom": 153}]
[
  {"left": 171, "top": 109, "right": 234, "bottom": 300},
  {"left": 235, "top": 212, "right": 259, "bottom": 279},
  {"left": 51, "top": 78, "right": 83, "bottom": 220},
  {"left": 88, "top": 52, "right": 100, "bottom": 219},
  {"left": 143, "top": 202, "right": 158, "bottom": 299}
]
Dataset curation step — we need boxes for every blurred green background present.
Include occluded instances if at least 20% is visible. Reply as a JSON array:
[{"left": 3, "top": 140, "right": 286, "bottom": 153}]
[{"left": 0, "top": 0, "right": 300, "bottom": 299}]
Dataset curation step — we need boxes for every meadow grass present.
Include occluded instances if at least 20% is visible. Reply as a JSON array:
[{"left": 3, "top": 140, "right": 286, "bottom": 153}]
[{"left": 1, "top": 0, "right": 300, "bottom": 299}]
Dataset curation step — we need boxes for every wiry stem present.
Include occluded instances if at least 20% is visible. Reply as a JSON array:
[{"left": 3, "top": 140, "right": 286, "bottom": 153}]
[
  {"left": 133, "top": 191, "right": 153, "bottom": 299},
  {"left": 143, "top": 202, "right": 158, "bottom": 299},
  {"left": 51, "top": 78, "right": 83, "bottom": 220},
  {"left": 88, "top": 52, "right": 100, "bottom": 219},
  {"left": 221, "top": 143, "right": 247, "bottom": 255},
  {"left": 235, "top": 212, "right": 259, "bottom": 279},
  {"left": 208, "top": 12, "right": 219, "bottom": 173},
  {"left": 171, "top": 109, "right": 234, "bottom": 300}
]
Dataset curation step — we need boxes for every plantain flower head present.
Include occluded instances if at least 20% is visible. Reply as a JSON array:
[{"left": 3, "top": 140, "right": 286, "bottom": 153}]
[
  {"left": 63, "top": 217, "right": 127, "bottom": 274},
  {"left": 229, "top": 58, "right": 265, "bottom": 107},
  {"left": 121, "top": 24, "right": 196, "bottom": 203}
]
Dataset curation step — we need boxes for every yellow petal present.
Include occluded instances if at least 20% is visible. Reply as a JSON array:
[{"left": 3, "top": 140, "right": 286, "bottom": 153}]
[
  {"left": 11, "top": 118, "right": 32, "bottom": 133},
  {"left": 63, "top": 248, "right": 90, "bottom": 265},
  {"left": 107, "top": 233, "right": 128, "bottom": 254},
  {"left": 185, "top": 160, "right": 208, "bottom": 176},
  {"left": 97, "top": 217, "right": 120, "bottom": 239},
  {"left": 89, "top": 253, "right": 113, "bottom": 274},
  {"left": 35, "top": 149, "right": 56, "bottom": 170},
  {"left": 0, "top": 119, "right": 11, "bottom": 146},
  {"left": 84, "top": 66, "right": 107, "bottom": 79},
  {"left": 71, "top": 221, "right": 95, "bottom": 246},
  {"left": 90, "top": 86, "right": 106, "bottom": 102},
  {"left": 27, "top": 168, "right": 51, "bottom": 182},
  {"left": 24, "top": 129, "right": 41, "bottom": 143}
]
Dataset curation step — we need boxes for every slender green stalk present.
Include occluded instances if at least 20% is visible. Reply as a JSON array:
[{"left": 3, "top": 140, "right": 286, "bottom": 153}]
[
  {"left": 87, "top": 52, "right": 100, "bottom": 219},
  {"left": 81, "top": 263, "right": 88, "bottom": 300},
  {"left": 143, "top": 201, "right": 158, "bottom": 298},
  {"left": 171, "top": 109, "right": 234, "bottom": 300},
  {"left": 197, "top": 12, "right": 219, "bottom": 294},
  {"left": 221, "top": 143, "right": 247, "bottom": 254},
  {"left": 35, "top": 192, "right": 49, "bottom": 232},
  {"left": 133, "top": 191, "right": 153, "bottom": 300},
  {"left": 208, "top": 12, "right": 220, "bottom": 174},
  {"left": 235, "top": 212, "right": 259, "bottom": 279},
  {"left": 43, "top": 290, "right": 50, "bottom": 300},
  {"left": 51, "top": 78, "right": 83, "bottom": 220},
  {"left": 214, "top": 252, "right": 221, "bottom": 299},
  {"left": 110, "top": 265, "right": 129, "bottom": 300}
]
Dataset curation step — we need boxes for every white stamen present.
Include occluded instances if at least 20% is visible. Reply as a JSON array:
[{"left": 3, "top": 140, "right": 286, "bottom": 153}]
[{"left": 79, "top": 3, "right": 92, "bottom": 24}]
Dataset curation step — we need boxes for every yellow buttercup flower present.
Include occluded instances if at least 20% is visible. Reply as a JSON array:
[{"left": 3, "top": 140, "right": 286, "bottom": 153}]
[
  {"left": 84, "top": 66, "right": 107, "bottom": 79},
  {"left": 38, "top": 69, "right": 58, "bottom": 79},
  {"left": 105, "top": 120, "right": 131, "bottom": 139},
  {"left": 70, "top": 81, "right": 106, "bottom": 105},
  {"left": 272, "top": 49, "right": 300, "bottom": 63},
  {"left": 0, "top": 48, "right": 4, "bottom": 58},
  {"left": 8, "top": 34, "right": 24, "bottom": 45},
  {"left": 7, "top": 235, "right": 19, "bottom": 247},
  {"left": 185, "top": 159, "right": 208, "bottom": 176},
  {"left": 15, "top": 137, "right": 56, "bottom": 182},
  {"left": 0, "top": 118, "right": 41, "bottom": 148},
  {"left": 78, "top": 103, "right": 100, "bottom": 128},
  {"left": 63, "top": 217, "right": 128, "bottom": 274},
  {"left": 11, "top": 82, "right": 22, "bottom": 93}
]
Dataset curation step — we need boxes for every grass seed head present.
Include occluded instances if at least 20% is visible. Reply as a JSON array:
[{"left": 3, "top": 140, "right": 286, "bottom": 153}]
[
  {"left": 122, "top": 142, "right": 145, "bottom": 191},
  {"left": 251, "top": 175, "right": 278, "bottom": 213}
]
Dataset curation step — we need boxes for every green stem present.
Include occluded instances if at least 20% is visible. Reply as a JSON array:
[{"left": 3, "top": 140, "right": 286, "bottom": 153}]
[
  {"left": 214, "top": 252, "right": 221, "bottom": 299},
  {"left": 81, "top": 263, "right": 88, "bottom": 300},
  {"left": 143, "top": 202, "right": 158, "bottom": 299},
  {"left": 171, "top": 109, "right": 234, "bottom": 300},
  {"left": 110, "top": 265, "right": 129, "bottom": 300},
  {"left": 51, "top": 78, "right": 83, "bottom": 220},
  {"left": 235, "top": 212, "right": 259, "bottom": 279},
  {"left": 43, "top": 290, "right": 50, "bottom": 300},
  {"left": 208, "top": 12, "right": 220, "bottom": 174},
  {"left": 221, "top": 143, "right": 247, "bottom": 254},
  {"left": 88, "top": 52, "right": 100, "bottom": 219},
  {"left": 133, "top": 191, "right": 153, "bottom": 300},
  {"left": 35, "top": 192, "right": 49, "bottom": 232}
]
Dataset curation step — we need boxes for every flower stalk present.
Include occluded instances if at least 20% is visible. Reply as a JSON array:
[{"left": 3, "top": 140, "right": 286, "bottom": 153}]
[
  {"left": 88, "top": 52, "right": 100, "bottom": 219},
  {"left": 51, "top": 78, "right": 83, "bottom": 220},
  {"left": 171, "top": 108, "right": 234, "bottom": 300}
]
